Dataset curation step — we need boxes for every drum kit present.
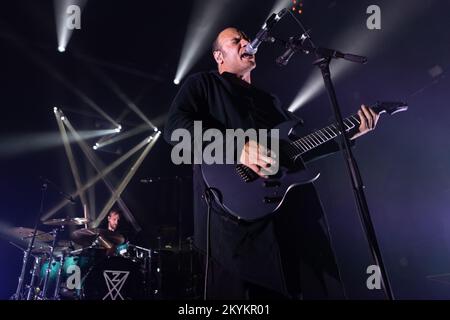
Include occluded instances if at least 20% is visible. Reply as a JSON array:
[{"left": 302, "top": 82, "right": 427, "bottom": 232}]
[{"left": 9, "top": 217, "right": 155, "bottom": 300}]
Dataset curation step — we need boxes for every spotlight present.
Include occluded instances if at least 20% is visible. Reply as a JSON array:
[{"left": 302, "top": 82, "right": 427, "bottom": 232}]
[
  {"left": 154, "top": 127, "right": 158, "bottom": 132},
  {"left": 60, "top": 116, "right": 66, "bottom": 121},
  {"left": 53, "top": 107, "right": 58, "bottom": 113},
  {"left": 93, "top": 145, "right": 98, "bottom": 150},
  {"left": 173, "top": 78, "right": 180, "bottom": 85},
  {"left": 115, "top": 125, "right": 122, "bottom": 133},
  {"left": 58, "top": 46, "right": 66, "bottom": 53}
]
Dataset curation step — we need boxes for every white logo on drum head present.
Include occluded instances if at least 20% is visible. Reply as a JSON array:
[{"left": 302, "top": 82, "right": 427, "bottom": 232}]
[{"left": 103, "top": 270, "right": 129, "bottom": 300}]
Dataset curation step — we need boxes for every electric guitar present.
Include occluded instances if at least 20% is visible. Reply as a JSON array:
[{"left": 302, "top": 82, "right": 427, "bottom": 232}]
[{"left": 201, "top": 101, "right": 408, "bottom": 221}]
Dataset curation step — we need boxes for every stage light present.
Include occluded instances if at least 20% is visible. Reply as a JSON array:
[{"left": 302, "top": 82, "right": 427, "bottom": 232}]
[
  {"left": 115, "top": 125, "right": 122, "bottom": 133},
  {"left": 93, "top": 145, "right": 98, "bottom": 150},
  {"left": 174, "top": 78, "right": 180, "bottom": 85},
  {"left": 62, "top": 119, "right": 142, "bottom": 232},
  {"left": 154, "top": 127, "right": 158, "bottom": 132},
  {"left": 54, "top": 0, "right": 88, "bottom": 57},
  {"left": 93, "top": 131, "right": 161, "bottom": 228},
  {"left": 42, "top": 134, "right": 153, "bottom": 221},
  {"left": 174, "top": 0, "right": 236, "bottom": 83},
  {"left": 88, "top": 67, "right": 157, "bottom": 130},
  {"left": 53, "top": 107, "right": 58, "bottom": 113},
  {"left": 270, "top": 0, "right": 291, "bottom": 18},
  {"left": 61, "top": 116, "right": 66, "bottom": 121}
]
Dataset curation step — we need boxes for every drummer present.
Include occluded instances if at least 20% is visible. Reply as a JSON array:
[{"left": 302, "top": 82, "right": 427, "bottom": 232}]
[
  {"left": 104, "top": 209, "right": 127, "bottom": 256},
  {"left": 106, "top": 209, "right": 121, "bottom": 233}
]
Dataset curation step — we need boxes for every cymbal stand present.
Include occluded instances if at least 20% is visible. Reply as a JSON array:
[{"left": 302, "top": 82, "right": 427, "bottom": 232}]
[
  {"left": 53, "top": 250, "right": 67, "bottom": 300},
  {"left": 26, "top": 255, "right": 42, "bottom": 300},
  {"left": 39, "top": 226, "right": 64, "bottom": 299}
]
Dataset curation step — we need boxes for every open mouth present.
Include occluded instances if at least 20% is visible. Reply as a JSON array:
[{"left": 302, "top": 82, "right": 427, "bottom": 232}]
[{"left": 240, "top": 51, "right": 254, "bottom": 60}]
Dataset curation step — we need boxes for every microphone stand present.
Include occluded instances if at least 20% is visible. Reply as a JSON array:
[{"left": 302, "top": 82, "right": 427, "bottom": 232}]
[{"left": 275, "top": 35, "right": 394, "bottom": 300}]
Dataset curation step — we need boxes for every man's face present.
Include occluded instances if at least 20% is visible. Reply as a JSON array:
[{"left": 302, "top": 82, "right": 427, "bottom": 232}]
[
  {"left": 107, "top": 212, "right": 120, "bottom": 232},
  {"left": 214, "top": 28, "right": 256, "bottom": 74}
]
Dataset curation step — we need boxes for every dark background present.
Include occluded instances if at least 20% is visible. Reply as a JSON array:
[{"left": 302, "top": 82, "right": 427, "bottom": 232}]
[{"left": 1, "top": 0, "right": 449, "bottom": 299}]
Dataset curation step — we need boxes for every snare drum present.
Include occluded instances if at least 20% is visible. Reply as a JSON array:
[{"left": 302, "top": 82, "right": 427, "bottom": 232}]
[{"left": 116, "top": 242, "right": 151, "bottom": 263}]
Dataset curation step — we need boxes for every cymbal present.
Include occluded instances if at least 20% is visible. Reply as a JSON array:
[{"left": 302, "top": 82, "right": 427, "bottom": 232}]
[
  {"left": 55, "top": 240, "right": 73, "bottom": 248},
  {"left": 43, "top": 217, "right": 89, "bottom": 226},
  {"left": 31, "top": 244, "right": 52, "bottom": 254},
  {"left": 9, "top": 227, "right": 54, "bottom": 242},
  {"left": 71, "top": 228, "right": 124, "bottom": 249}
]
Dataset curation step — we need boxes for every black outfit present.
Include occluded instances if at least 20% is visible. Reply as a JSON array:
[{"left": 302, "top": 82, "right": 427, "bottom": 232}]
[{"left": 164, "top": 71, "right": 346, "bottom": 299}]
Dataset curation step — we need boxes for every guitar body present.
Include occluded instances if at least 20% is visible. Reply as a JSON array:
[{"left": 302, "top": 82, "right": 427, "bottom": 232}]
[{"left": 201, "top": 120, "right": 320, "bottom": 221}]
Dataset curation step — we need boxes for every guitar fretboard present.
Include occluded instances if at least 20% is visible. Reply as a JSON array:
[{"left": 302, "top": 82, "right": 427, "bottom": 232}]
[{"left": 285, "top": 114, "right": 361, "bottom": 158}]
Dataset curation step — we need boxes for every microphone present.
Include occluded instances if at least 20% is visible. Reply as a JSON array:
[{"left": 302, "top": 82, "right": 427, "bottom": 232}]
[
  {"left": 245, "top": 8, "right": 287, "bottom": 55},
  {"left": 276, "top": 33, "right": 310, "bottom": 67}
]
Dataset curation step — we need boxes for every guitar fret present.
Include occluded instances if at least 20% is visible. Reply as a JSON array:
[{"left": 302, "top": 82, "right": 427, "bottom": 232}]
[
  {"left": 312, "top": 132, "right": 325, "bottom": 143},
  {"left": 344, "top": 119, "right": 352, "bottom": 129},
  {"left": 351, "top": 115, "right": 361, "bottom": 124},
  {"left": 328, "top": 126, "right": 339, "bottom": 136},
  {"left": 287, "top": 111, "right": 370, "bottom": 159},
  {"left": 302, "top": 137, "right": 314, "bottom": 150},
  {"left": 292, "top": 143, "right": 302, "bottom": 154},
  {"left": 298, "top": 140, "right": 309, "bottom": 151},
  {"left": 305, "top": 136, "right": 317, "bottom": 148},
  {"left": 348, "top": 117, "right": 358, "bottom": 129},
  {"left": 317, "top": 130, "right": 329, "bottom": 142},
  {"left": 292, "top": 142, "right": 303, "bottom": 154},
  {"left": 296, "top": 141, "right": 307, "bottom": 153},
  {"left": 309, "top": 134, "right": 321, "bottom": 145},
  {"left": 322, "top": 128, "right": 334, "bottom": 139}
]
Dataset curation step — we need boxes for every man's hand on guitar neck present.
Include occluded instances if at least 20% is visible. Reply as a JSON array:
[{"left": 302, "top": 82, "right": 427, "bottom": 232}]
[
  {"left": 350, "top": 104, "right": 380, "bottom": 140},
  {"left": 239, "top": 140, "right": 277, "bottom": 178}
]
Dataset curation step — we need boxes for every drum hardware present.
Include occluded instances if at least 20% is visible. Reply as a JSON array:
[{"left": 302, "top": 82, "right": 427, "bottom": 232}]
[
  {"left": 42, "top": 217, "right": 90, "bottom": 226},
  {"left": 52, "top": 250, "right": 67, "bottom": 300},
  {"left": 10, "top": 224, "right": 161, "bottom": 300},
  {"left": 9, "top": 227, "right": 55, "bottom": 243},
  {"left": 39, "top": 226, "right": 65, "bottom": 300},
  {"left": 26, "top": 255, "right": 43, "bottom": 300},
  {"left": 71, "top": 228, "right": 125, "bottom": 249}
]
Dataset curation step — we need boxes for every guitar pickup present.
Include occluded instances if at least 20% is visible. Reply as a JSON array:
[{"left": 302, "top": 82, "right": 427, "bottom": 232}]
[
  {"left": 263, "top": 180, "right": 281, "bottom": 188},
  {"left": 263, "top": 196, "right": 282, "bottom": 204}
]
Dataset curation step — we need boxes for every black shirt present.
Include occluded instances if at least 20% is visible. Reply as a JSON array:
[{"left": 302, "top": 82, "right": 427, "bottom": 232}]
[{"left": 164, "top": 71, "right": 342, "bottom": 297}]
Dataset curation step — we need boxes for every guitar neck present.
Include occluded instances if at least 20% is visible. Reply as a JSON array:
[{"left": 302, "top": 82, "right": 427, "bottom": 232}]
[
  {"left": 288, "top": 113, "right": 361, "bottom": 156},
  {"left": 284, "top": 101, "right": 408, "bottom": 158}
]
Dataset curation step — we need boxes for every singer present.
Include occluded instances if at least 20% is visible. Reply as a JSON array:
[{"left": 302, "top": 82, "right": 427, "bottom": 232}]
[{"left": 164, "top": 27, "right": 380, "bottom": 299}]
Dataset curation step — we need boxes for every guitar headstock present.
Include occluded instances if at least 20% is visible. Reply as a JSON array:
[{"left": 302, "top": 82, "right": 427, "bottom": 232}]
[{"left": 373, "top": 101, "right": 409, "bottom": 115}]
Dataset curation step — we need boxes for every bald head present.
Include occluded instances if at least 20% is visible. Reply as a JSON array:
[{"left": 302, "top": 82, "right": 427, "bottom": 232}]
[
  {"left": 212, "top": 28, "right": 248, "bottom": 53},
  {"left": 211, "top": 27, "right": 255, "bottom": 83}
]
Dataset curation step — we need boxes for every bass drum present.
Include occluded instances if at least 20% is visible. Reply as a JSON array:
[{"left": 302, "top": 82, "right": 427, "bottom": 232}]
[
  {"left": 39, "top": 253, "right": 94, "bottom": 300},
  {"left": 81, "top": 256, "right": 148, "bottom": 300}
]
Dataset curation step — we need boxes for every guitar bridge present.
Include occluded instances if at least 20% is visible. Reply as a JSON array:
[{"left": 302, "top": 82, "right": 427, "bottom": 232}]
[{"left": 236, "top": 165, "right": 259, "bottom": 183}]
